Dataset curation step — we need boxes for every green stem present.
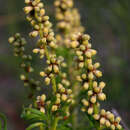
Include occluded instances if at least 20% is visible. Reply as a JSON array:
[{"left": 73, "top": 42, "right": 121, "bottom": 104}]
[
  {"left": 39, "top": 26, "right": 57, "bottom": 94},
  {"left": 0, "top": 113, "right": 7, "bottom": 130},
  {"left": 49, "top": 117, "right": 59, "bottom": 130},
  {"left": 26, "top": 122, "right": 44, "bottom": 130}
]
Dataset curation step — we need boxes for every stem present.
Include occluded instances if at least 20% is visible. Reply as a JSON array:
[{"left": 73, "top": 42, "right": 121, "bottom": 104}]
[
  {"left": 0, "top": 113, "right": 7, "bottom": 130},
  {"left": 26, "top": 122, "right": 44, "bottom": 130},
  {"left": 39, "top": 26, "right": 57, "bottom": 94},
  {"left": 49, "top": 117, "right": 59, "bottom": 130}
]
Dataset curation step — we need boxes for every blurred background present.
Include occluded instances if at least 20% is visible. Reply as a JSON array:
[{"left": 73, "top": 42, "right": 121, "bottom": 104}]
[{"left": 0, "top": 0, "right": 130, "bottom": 129}]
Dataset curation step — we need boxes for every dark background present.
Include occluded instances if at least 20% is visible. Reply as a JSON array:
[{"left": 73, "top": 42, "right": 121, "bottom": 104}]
[{"left": 0, "top": 0, "right": 130, "bottom": 129}]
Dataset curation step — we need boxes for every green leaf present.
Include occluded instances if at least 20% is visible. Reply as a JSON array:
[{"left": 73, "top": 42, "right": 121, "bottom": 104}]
[{"left": 26, "top": 122, "right": 45, "bottom": 130}]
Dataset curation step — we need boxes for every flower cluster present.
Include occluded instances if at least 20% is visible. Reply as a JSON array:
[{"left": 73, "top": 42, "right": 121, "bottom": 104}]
[
  {"left": 54, "top": 0, "right": 84, "bottom": 47},
  {"left": 24, "top": 0, "right": 57, "bottom": 52},
  {"left": 8, "top": 0, "right": 124, "bottom": 129},
  {"left": 23, "top": 0, "right": 73, "bottom": 120},
  {"left": 36, "top": 83, "right": 74, "bottom": 115},
  {"left": 40, "top": 54, "right": 67, "bottom": 85},
  {"left": 69, "top": 33, "right": 122, "bottom": 129},
  {"left": 8, "top": 33, "right": 41, "bottom": 98}
]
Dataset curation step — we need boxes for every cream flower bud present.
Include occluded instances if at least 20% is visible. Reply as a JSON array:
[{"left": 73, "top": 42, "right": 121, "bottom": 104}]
[
  {"left": 76, "top": 76, "right": 82, "bottom": 82},
  {"left": 20, "top": 74, "right": 26, "bottom": 80},
  {"left": 88, "top": 107, "right": 93, "bottom": 115},
  {"left": 40, "top": 49, "right": 44, "bottom": 55},
  {"left": 105, "top": 120, "right": 111, "bottom": 127},
  {"left": 91, "top": 49, "right": 97, "bottom": 56},
  {"left": 86, "top": 59, "right": 92, "bottom": 64},
  {"left": 58, "top": 83, "right": 63, "bottom": 89},
  {"left": 88, "top": 90, "right": 93, "bottom": 96},
  {"left": 40, "top": 71, "right": 46, "bottom": 77},
  {"left": 83, "top": 82, "right": 89, "bottom": 90},
  {"left": 116, "top": 117, "right": 121, "bottom": 123},
  {"left": 60, "top": 87, "right": 65, "bottom": 93},
  {"left": 88, "top": 64, "right": 93, "bottom": 70},
  {"left": 82, "top": 40, "right": 88, "bottom": 45},
  {"left": 107, "top": 113, "right": 114, "bottom": 122},
  {"left": 93, "top": 114, "right": 100, "bottom": 120},
  {"left": 40, "top": 9, "right": 45, "bottom": 16},
  {"left": 76, "top": 50, "right": 83, "bottom": 56},
  {"left": 100, "top": 109, "right": 106, "bottom": 116},
  {"left": 40, "top": 107, "right": 45, "bottom": 113},
  {"left": 99, "top": 81, "right": 106, "bottom": 89},
  {"left": 94, "top": 62, "right": 100, "bottom": 69},
  {"left": 25, "top": 0, "right": 30, "bottom": 4},
  {"left": 81, "top": 107, "right": 86, "bottom": 112},
  {"left": 111, "top": 124, "right": 115, "bottom": 130},
  {"left": 52, "top": 105, "right": 58, "bottom": 112},
  {"left": 116, "top": 124, "right": 122, "bottom": 129},
  {"left": 79, "top": 56, "right": 84, "bottom": 61},
  {"left": 47, "top": 65, "right": 52, "bottom": 72},
  {"left": 56, "top": 93, "right": 61, "bottom": 98},
  {"left": 94, "top": 70, "right": 102, "bottom": 77},
  {"left": 82, "top": 99, "right": 89, "bottom": 106},
  {"left": 8, "top": 37, "right": 15, "bottom": 43},
  {"left": 98, "top": 93, "right": 106, "bottom": 101},
  {"left": 30, "top": 31, "right": 38, "bottom": 37},
  {"left": 45, "top": 77, "right": 51, "bottom": 85},
  {"left": 88, "top": 72, "right": 94, "bottom": 80},
  {"left": 82, "top": 34, "right": 90, "bottom": 41},
  {"left": 24, "top": 6, "right": 33, "bottom": 14},
  {"left": 80, "top": 45, "right": 86, "bottom": 51},
  {"left": 67, "top": 89, "right": 72, "bottom": 94},
  {"left": 100, "top": 117, "right": 106, "bottom": 125},
  {"left": 82, "top": 74, "right": 87, "bottom": 79},
  {"left": 94, "top": 87, "right": 100, "bottom": 93},
  {"left": 53, "top": 65, "right": 59, "bottom": 73},
  {"left": 93, "top": 81, "right": 98, "bottom": 88},
  {"left": 61, "top": 94, "right": 67, "bottom": 101},
  {"left": 49, "top": 42, "right": 56, "bottom": 48},
  {"left": 55, "top": 98, "right": 61, "bottom": 104},
  {"left": 85, "top": 51, "right": 92, "bottom": 58},
  {"left": 41, "top": 94, "right": 46, "bottom": 101},
  {"left": 71, "top": 41, "right": 79, "bottom": 48},
  {"left": 33, "top": 48, "right": 39, "bottom": 54},
  {"left": 38, "top": 2, "right": 44, "bottom": 8},
  {"left": 90, "top": 96, "right": 96, "bottom": 104},
  {"left": 79, "top": 62, "right": 84, "bottom": 68}
]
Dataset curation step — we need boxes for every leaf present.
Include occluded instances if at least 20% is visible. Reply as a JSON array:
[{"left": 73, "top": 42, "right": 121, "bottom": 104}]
[{"left": 26, "top": 122, "right": 45, "bottom": 130}]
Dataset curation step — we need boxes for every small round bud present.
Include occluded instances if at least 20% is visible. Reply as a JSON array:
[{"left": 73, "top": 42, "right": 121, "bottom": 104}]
[
  {"left": 88, "top": 107, "right": 93, "bottom": 115},
  {"left": 100, "top": 109, "right": 106, "bottom": 116},
  {"left": 98, "top": 93, "right": 106, "bottom": 101},
  {"left": 53, "top": 65, "right": 59, "bottom": 73},
  {"left": 90, "top": 96, "right": 96, "bottom": 104},
  {"left": 83, "top": 82, "right": 89, "bottom": 90},
  {"left": 61, "top": 94, "right": 68, "bottom": 101},
  {"left": 100, "top": 117, "right": 106, "bottom": 125},
  {"left": 94, "top": 70, "right": 102, "bottom": 77},
  {"left": 105, "top": 120, "right": 111, "bottom": 127},
  {"left": 93, "top": 114, "right": 100, "bottom": 120},
  {"left": 40, "top": 71, "right": 46, "bottom": 77},
  {"left": 45, "top": 77, "right": 51, "bottom": 85},
  {"left": 24, "top": 6, "right": 33, "bottom": 14},
  {"left": 20, "top": 74, "right": 26, "bottom": 80},
  {"left": 41, "top": 94, "right": 46, "bottom": 101},
  {"left": 52, "top": 105, "right": 58, "bottom": 112},
  {"left": 71, "top": 41, "right": 79, "bottom": 48},
  {"left": 40, "top": 107, "right": 45, "bottom": 113},
  {"left": 33, "top": 48, "right": 39, "bottom": 54},
  {"left": 8, "top": 37, "right": 15, "bottom": 43}
]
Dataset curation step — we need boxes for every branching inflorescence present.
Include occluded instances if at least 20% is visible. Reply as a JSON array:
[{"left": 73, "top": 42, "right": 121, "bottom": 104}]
[{"left": 8, "top": 0, "right": 123, "bottom": 130}]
